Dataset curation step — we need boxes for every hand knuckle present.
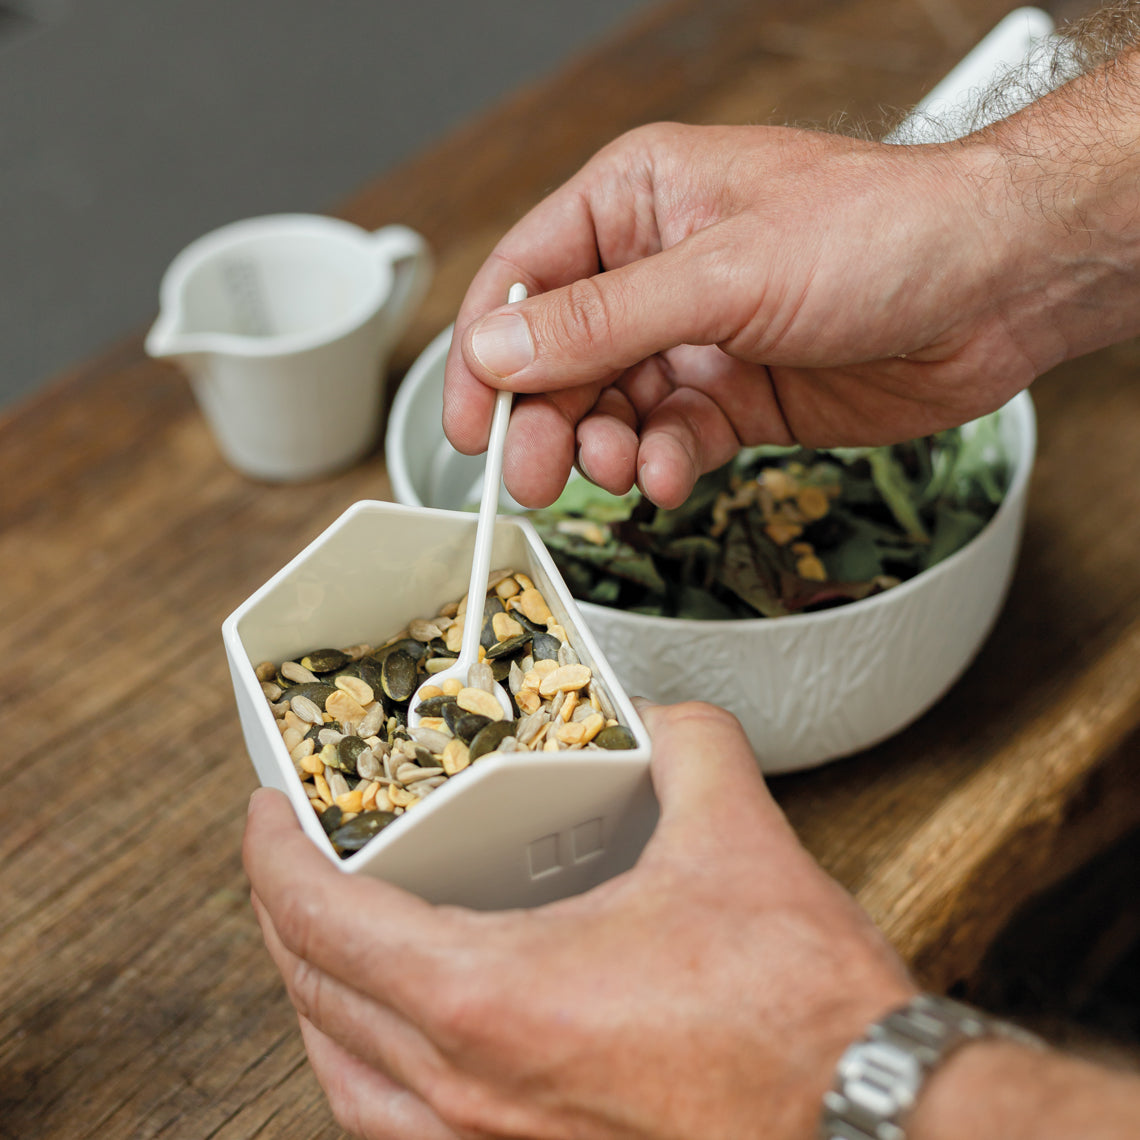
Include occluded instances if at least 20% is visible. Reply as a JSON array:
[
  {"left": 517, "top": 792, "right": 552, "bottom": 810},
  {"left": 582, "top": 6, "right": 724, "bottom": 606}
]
[
  {"left": 274, "top": 887, "right": 323, "bottom": 963},
  {"left": 287, "top": 955, "right": 325, "bottom": 1023},
  {"left": 554, "top": 277, "right": 615, "bottom": 356},
  {"left": 672, "top": 700, "right": 745, "bottom": 736},
  {"left": 426, "top": 976, "right": 495, "bottom": 1055},
  {"left": 427, "top": 1076, "right": 499, "bottom": 1137}
]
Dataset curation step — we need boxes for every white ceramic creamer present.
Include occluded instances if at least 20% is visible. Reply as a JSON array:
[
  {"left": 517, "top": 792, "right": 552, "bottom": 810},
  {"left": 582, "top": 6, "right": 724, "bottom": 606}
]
[{"left": 146, "top": 214, "right": 432, "bottom": 481}]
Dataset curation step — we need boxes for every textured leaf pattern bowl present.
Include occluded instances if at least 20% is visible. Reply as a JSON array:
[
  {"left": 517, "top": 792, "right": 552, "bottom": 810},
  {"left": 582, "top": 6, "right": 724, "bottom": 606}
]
[{"left": 387, "top": 329, "right": 1036, "bottom": 773}]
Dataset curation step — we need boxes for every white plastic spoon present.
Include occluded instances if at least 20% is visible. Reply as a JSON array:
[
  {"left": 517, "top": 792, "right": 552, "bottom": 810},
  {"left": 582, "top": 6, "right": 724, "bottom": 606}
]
[{"left": 406, "top": 283, "right": 526, "bottom": 728}]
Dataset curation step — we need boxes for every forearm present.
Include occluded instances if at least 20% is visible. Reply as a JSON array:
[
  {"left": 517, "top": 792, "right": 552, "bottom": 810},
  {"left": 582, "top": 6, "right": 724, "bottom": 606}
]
[
  {"left": 911, "top": 1037, "right": 1140, "bottom": 1140},
  {"left": 960, "top": 42, "right": 1140, "bottom": 372}
]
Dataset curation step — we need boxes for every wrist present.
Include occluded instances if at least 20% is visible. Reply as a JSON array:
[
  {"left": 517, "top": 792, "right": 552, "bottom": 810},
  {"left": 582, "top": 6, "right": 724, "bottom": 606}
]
[
  {"left": 965, "top": 46, "right": 1140, "bottom": 369},
  {"left": 906, "top": 1038, "right": 1044, "bottom": 1140},
  {"left": 818, "top": 994, "right": 1044, "bottom": 1140},
  {"left": 910, "top": 1032, "right": 1140, "bottom": 1140}
]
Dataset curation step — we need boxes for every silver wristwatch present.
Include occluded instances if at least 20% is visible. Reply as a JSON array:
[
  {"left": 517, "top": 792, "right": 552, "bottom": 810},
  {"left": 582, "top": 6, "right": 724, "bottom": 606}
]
[{"left": 819, "top": 993, "right": 1042, "bottom": 1140}]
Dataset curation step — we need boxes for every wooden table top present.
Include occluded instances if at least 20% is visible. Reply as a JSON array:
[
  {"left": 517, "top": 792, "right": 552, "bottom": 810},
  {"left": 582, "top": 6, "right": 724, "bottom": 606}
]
[{"left": 4, "top": 0, "right": 1137, "bottom": 1135}]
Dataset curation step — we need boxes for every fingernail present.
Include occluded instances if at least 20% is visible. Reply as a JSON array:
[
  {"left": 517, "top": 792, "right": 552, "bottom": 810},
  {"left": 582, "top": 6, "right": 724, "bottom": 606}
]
[
  {"left": 471, "top": 313, "right": 535, "bottom": 377},
  {"left": 576, "top": 450, "right": 596, "bottom": 484}
]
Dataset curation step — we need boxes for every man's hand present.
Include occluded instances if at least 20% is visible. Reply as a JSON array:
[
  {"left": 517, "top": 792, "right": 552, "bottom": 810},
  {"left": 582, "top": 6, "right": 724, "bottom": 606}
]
[
  {"left": 442, "top": 122, "right": 1050, "bottom": 510},
  {"left": 244, "top": 702, "right": 915, "bottom": 1140},
  {"left": 444, "top": 56, "right": 1140, "bottom": 513}
]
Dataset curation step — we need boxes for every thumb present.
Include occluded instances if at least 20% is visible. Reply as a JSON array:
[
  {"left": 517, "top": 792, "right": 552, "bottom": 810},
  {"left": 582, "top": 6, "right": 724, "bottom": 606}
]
[
  {"left": 462, "top": 232, "right": 738, "bottom": 391},
  {"left": 637, "top": 701, "right": 792, "bottom": 853}
]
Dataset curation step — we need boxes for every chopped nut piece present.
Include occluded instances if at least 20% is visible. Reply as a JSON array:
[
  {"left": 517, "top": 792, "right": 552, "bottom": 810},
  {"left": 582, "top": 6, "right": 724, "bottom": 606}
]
[
  {"left": 494, "top": 577, "right": 521, "bottom": 600},
  {"left": 492, "top": 611, "right": 525, "bottom": 642},
  {"left": 557, "top": 721, "right": 588, "bottom": 745},
  {"left": 764, "top": 520, "right": 803, "bottom": 546},
  {"left": 760, "top": 467, "right": 795, "bottom": 500},
  {"left": 796, "top": 485, "right": 830, "bottom": 521},
  {"left": 441, "top": 738, "right": 471, "bottom": 775},
  {"left": 327, "top": 689, "right": 368, "bottom": 726},
  {"left": 539, "top": 663, "right": 592, "bottom": 698},
  {"left": 796, "top": 554, "right": 828, "bottom": 581},
  {"left": 335, "top": 675, "right": 374, "bottom": 706},
  {"left": 559, "top": 691, "right": 579, "bottom": 722},
  {"left": 445, "top": 620, "right": 465, "bottom": 653},
  {"left": 514, "top": 588, "right": 552, "bottom": 625},
  {"left": 515, "top": 689, "right": 542, "bottom": 715},
  {"left": 457, "top": 687, "right": 506, "bottom": 721},
  {"left": 335, "top": 789, "right": 365, "bottom": 814}
]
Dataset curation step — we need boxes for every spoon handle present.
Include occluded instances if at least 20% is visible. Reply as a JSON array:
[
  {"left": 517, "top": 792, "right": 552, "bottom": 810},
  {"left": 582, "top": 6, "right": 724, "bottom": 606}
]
[{"left": 457, "top": 283, "right": 527, "bottom": 669}]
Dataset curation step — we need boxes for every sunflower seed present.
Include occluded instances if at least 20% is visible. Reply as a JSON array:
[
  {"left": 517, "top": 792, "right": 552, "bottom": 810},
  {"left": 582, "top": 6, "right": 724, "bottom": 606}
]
[
  {"left": 355, "top": 746, "right": 382, "bottom": 780},
  {"left": 403, "top": 766, "right": 445, "bottom": 784},
  {"left": 290, "top": 694, "right": 325, "bottom": 725},
  {"left": 408, "top": 726, "right": 451, "bottom": 753},
  {"left": 281, "top": 660, "right": 320, "bottom": 685},
  {"left": 466, "top": 661, "right": 494, "bottom": 693}
]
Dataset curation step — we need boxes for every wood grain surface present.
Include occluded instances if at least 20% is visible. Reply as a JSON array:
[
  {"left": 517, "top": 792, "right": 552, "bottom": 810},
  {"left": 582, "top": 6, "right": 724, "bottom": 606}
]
[{"left": 2, "top": 0, "right": 1136, "bottom": 1136}]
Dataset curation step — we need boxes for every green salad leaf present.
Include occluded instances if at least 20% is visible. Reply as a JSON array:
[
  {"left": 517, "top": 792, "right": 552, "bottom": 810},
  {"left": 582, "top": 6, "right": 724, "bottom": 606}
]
[{"left": 524, "top": 412, "right": 1011, "bottom": 621}]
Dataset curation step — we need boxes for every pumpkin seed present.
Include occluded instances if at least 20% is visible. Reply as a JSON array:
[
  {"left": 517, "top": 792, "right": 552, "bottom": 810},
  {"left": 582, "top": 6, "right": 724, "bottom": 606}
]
[
  {"left": 531, "top": 630, "right": 562, "bottom": 661},
  {"left": 484, "top": 633, "right": 530, "bottom": 661},
  {"left": 301, "top": 648, "right": 351, "bottom": 675},
  {"left": 449, "top": 712, "right": 489, "bottom": 743},
  {"left": 334, "top": 735, "right": 368, "bottom": 775},
  {"left": 415, "top": 694, "right": 457, "bottom": 719},
  {"left": 595, "top": 725, "right": 636, "bottom": 750},
  {"left": 280, "top": 682, "right": 337, "bottom": 709},
  {"left": 469, "top": 719, "right": 517, "bottom": 762},
  {"left": 381, "top": 649, "right": 418, "bottom": 702},
  {"left": 329, "top": 811, "right": 398, "bottom": 853},
  {"left": 372, "top": 638, "right": 427, "bottom": 663},
  {"left": 318, "top": 804, "right": 344, "bottom": 834}
]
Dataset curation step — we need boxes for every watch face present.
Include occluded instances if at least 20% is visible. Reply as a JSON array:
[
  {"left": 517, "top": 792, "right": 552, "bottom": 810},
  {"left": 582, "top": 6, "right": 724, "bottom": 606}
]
[{"left": 838, "top": 1040, "right": 923, "bottom": 1117}]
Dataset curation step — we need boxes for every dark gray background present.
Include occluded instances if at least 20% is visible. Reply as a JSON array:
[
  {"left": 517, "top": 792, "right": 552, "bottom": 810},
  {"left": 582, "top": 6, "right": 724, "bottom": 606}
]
[{"left": 0, "top": 0, "right": 656, "bottom": 408}]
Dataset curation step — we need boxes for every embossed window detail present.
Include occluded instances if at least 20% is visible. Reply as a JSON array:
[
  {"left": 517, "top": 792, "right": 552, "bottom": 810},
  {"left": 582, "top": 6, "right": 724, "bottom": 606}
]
[
  {"left": 571, "top": 818, "right": 604, "bottom": 863},
  {"left": 527, "top": 833, "right": 561, "bottom": 879}
]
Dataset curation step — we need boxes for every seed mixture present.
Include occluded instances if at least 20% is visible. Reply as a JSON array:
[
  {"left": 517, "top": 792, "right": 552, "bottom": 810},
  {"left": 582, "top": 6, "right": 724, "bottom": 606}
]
[{"left": 255, "top": 568, "right": 635, "bottom": 858}]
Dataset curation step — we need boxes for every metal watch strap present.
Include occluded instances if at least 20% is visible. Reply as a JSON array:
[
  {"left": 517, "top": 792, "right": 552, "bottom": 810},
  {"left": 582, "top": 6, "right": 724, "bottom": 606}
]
[{"left": 819, "top": 993, "right": 1043, "bottom": 1140}]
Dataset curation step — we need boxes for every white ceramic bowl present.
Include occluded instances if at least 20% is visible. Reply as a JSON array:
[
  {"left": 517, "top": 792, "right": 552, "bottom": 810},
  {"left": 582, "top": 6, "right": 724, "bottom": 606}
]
[
  {"left": 223, "top": 500, "right": 654, "bottom": 908},
  {"left": 387, "top": 328, "right": 1037, "bottom": 773}
]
